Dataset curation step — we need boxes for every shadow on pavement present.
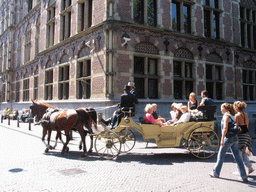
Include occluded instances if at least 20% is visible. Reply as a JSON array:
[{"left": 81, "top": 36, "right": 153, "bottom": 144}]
[
  {"left": 42, "top": 147, "right": 239, "bottom": 166},
  {"left": 216, "top": 176, "right": 256, "bottom": 187}
]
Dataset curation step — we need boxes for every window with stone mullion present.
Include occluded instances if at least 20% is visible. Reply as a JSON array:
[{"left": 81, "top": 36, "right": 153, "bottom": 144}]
[
  {"left": 243, "top": 69, "right": 256, "bottom": 101},
  {"left": 133, "top": 0, "right": 157, "bottom": 27},
  {"left": 172, "top": 0, "right": 191, "bottom": 34},
  {"left": 45, "top": 69, "right": 53, "bottom": 100},
  {"left": 77, "top": 60, "right": 91, "bottom": 99},
  {"left": 59, "top": 65, "right": 70, "bottom": 100},
  {"left": 15, "top": 81, "right": 20, "bottom": 102},
  {"left": 1, "top": 84, "right": 6, "bottom": 102},
  {"left": 46, "top": 5, "right": 55, "bottom": 47},
  {"left": 33, "top": 76, "right": 38, "bottom": 100},
  {"left": 23, "top": 79, "right": 29, "bottom": 101},
  {"left": 77, "top": 0, "right": 92, "bottom": 32},
  {"left": 173, "top": 60, "right": 194, "bottom": 100},
  {"left": 134, "top": 56, "right": 159, "bottom": 99},
  {"left": 206, "top": 64, "right": 223, "bottom": 100},
  {"left": 203, "top": 0, "right": 221, "bottom": 39}
]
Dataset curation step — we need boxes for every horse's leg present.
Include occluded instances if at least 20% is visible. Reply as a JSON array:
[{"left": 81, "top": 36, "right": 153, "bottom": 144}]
[
  {"left": 61, "top": 131, "right": 71, "bottom": 155},
  {"left": 88, "top": 124, "right": 93, "bottom": 153},
  {"left": 79, "top": 140, "right": 83, "bottom": 150},
  {"left": 77, "top": 127, "right": 87, "bottom": 157},
  {"left": 52, "top": 131, "right": 60, "bottom": 149},
  {"left": 42, "top": 126, "right": 51, "bottom": 153},
  {"left": 57, "top": 131, "right": 65, "bottom": 145},
  {"left": 47, "top": 129, "right": 53, "bottom": 150},
  {"left": 88, "top": 135, "right": 93, "bottom": 153}
]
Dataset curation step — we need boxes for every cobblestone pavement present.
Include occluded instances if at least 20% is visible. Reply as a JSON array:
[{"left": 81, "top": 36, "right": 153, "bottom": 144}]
[{"left": 0, "top": 119, "right": 256, "bottom": 192}]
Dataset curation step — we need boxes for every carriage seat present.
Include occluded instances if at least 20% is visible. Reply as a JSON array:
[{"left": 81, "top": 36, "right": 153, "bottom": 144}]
[
  {"left": 139, "top": 117, "right": 151, "bottom": 124},
  {"left": 121, "top": 107, "right": 133, "bottom": 112},
  {"left": 197, "top": 105, "right": 216, "bottom": 121}
]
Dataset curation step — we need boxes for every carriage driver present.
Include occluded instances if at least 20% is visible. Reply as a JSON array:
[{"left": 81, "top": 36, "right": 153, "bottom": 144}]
[{"left": 101, "top": 85, "right": 138, "bottom": 129}]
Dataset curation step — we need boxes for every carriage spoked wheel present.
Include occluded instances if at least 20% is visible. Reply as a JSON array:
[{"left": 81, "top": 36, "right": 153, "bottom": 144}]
[
  {"left": 117, "top": 128, "right": 136, "bottom": 153},
  {"left": 187, "top": 127, "right": 219, "bottom": 159},
  {"left": 94, "top": 130, "right": 121, "bottom": 160}
]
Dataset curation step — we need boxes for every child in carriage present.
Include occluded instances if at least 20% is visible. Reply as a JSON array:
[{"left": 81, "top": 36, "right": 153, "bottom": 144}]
[{"left": 166, "top": 105, "right": 190, "bottom": 125}]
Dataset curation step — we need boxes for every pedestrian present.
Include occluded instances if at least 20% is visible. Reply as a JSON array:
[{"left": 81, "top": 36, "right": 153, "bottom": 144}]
[
  {"left": 3, "top": 107, "right": 11, "bottom": 119},
  {"left": 233, "top": 101, "right": 254, "bottom": 174},
  {"left": 209, "top": 103, "right": 248, "bottom": 182}
]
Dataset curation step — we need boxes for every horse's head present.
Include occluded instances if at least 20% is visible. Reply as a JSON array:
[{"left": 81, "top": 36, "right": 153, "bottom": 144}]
[{"left": 30, "top": 99, "right": 54, "bottom": 120}]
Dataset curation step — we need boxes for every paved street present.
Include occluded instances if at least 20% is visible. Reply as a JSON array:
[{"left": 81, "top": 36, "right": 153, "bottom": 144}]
[{"left": 0, "top": 119, "right": 256, "bottom": 192}]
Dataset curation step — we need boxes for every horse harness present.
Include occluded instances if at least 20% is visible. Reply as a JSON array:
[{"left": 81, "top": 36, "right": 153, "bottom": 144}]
[{"left": 40, "top": 108, "right": 60, "bottom": 131}]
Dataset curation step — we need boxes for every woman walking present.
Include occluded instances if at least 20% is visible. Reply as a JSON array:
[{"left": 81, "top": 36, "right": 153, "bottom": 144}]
[
  {"left": 209, "top": 103, "right": 248, "bottom": 182},
  {"left": 233, "top": 101, "right": 254, "bottom": 174}
]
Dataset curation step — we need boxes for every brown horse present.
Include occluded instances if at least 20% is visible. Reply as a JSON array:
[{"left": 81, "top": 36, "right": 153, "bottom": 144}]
[
  {"left": 30, "top": 99, "right": 97, "bottom": 156},
  {"left": 76, "top": 107, "right": 98, "bottom": 152}
]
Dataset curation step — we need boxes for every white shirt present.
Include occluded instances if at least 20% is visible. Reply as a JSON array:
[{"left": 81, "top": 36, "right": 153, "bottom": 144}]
[
  {"left": 170, "top": 111, "right": 176, "bottom": 121},
  {"left": 174, "top": 112, "right": 190, "bottom": 124}
]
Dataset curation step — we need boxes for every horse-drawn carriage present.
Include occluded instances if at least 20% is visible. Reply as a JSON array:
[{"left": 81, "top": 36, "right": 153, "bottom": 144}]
[
  {"left": 30, "top": 100, "right": 219, "bottom": 160},
  {"left": 93, "top": 106, "right": 220, "bottom": 160}
]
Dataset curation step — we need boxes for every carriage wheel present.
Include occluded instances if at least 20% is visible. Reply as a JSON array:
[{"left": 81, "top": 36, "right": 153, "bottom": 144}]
[
  {"left": 181, "top": 138, "right": 189, "bottom": 150},
  {"left": 188, "top": 127, "right": 219, "bottom": 159},
  {"left": 118, "top": 128, "right": 136, "bottom": 153},
  {"left": 95, "top": 131, "right": 121, "bottom": 160}
]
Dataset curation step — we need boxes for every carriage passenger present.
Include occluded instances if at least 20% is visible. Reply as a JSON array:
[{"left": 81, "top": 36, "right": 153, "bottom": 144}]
[
  {"left": 167, "top": 106, "right": 190, "bottom": 125},
  {"left": 169, "top": 103, "right": 183, "bottom": 124},
  {"left": 188, "top": 92, "right": 200, "bottom": 113},
  {"left": 144, "top": 104, "right": 163, "bottom": 126},
  {"left": 199, "top": 90, "right": 214, "bottom": 107},
  {"left": 152, "top": 103, "right": 166, "bottom": 123}
]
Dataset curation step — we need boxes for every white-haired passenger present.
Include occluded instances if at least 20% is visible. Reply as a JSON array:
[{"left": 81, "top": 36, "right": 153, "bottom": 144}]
[{"left": 144, "top": 104, "right": 163, "bottom": 126}]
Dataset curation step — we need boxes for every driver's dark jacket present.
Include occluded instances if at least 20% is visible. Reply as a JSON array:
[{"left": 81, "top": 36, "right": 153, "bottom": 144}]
[{"left": 120, "top": 92, "right": 138, "bottom": 113}]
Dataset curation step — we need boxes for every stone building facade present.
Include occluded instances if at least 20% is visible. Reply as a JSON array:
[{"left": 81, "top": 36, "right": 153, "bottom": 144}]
[{"left": 0, "top": 0, "right": 256, "bottom": 137}]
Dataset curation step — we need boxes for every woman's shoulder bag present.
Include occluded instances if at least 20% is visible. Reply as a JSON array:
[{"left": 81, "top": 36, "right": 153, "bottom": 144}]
[{"left": 226, "top": 115, "right": 242, "bottom": 138}]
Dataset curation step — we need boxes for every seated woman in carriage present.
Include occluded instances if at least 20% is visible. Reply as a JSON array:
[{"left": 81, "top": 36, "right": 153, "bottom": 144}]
[
  {"left": 169, "top": 102, "right": 183, "bottom": 124},
  {"left": 166, "top": 105, "right": 190, "bottom": 125}
]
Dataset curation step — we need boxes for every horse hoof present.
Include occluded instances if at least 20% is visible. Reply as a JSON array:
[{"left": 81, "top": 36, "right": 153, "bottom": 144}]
[
  {"left": 49, "top": 146, "right": 53, "bottom": 150},
  {"left": 79, "top": 145, "right": 82, "bottom": 150},
  {"left": 45, "top": 148, "right": 49, "bottom": 153},
  {"left": 66, "top": 147, "right": 69, "bottom": 152},
  {"left": 88, "top": 149, "right": 92, "bottom": 153}
]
